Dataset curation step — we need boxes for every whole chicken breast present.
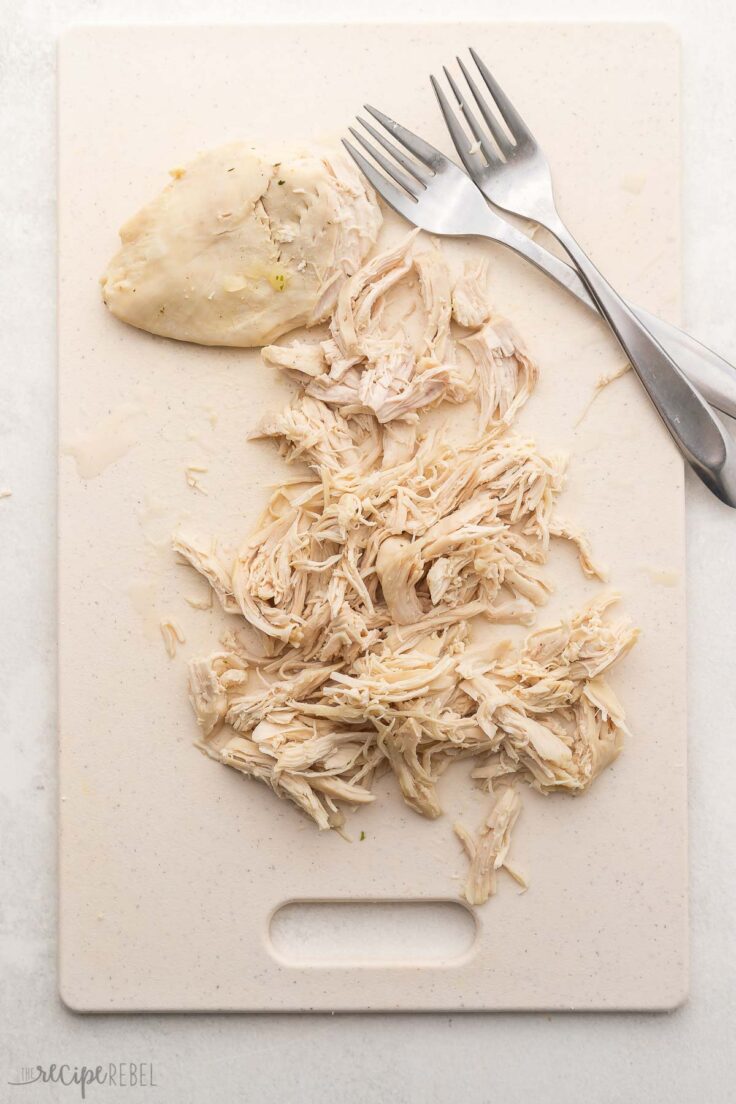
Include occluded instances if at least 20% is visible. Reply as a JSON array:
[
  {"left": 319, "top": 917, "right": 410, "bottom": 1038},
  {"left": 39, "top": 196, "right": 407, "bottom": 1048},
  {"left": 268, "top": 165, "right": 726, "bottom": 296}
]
[{"left": 101, "top": 143, "right": 382, "bottom": 347}]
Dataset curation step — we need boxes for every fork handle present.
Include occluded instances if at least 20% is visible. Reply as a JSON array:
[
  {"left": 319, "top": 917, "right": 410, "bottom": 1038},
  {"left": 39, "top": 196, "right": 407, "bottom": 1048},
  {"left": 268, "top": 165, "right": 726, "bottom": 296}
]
[
  {"left": 635, "top": 307, "right": 736, "bottom": 422},
  {"left": 490, "top": 224, "right": 736, "bottom": 421},
  {"left": 547, "top": 222, "right": 736, "bottom": 506}
]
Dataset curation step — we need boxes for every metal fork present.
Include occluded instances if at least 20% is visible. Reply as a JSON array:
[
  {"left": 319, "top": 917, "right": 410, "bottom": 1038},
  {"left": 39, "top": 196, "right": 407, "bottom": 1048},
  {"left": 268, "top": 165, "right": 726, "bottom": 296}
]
[
  {"left": 430, "top": 50, "right": 736, "bottom": 506},
  {"left": 344, "top": 113, "right": 736, "bottom": 424},
  {"left": 343, "top": 106, "right": 736, "bottom": 507}
]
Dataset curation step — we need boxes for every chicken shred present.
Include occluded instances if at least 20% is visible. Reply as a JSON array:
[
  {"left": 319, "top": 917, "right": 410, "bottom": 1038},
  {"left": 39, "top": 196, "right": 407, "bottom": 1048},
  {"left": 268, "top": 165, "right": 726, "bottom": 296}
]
[
  {"left": 452, "top": 258, "right": 491, "bottom": 329},
  {"left": 160, "top": 618, "right": 185, "bottom": 659},
  {"left": 460, "top": 319, "right": 538, "bottom": 429},
  {"left": 550, "top": 518, "right": 609, "bottom": 581},
  {"left": 455, "top": 787, "right": 523, "bottom": 905},
  {"left": 177, "top": 234, "right": 637, "bottom": 906}
]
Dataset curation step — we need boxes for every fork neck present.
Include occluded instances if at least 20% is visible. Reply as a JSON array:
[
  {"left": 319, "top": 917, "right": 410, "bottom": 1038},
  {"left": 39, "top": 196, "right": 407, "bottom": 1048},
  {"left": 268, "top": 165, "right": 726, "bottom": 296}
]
[
  {"left": 536, "top": 207, "right": 573, "bottom": 250},
  {"left": 543, "top": 214, "right": 615, "bottom": 300}
]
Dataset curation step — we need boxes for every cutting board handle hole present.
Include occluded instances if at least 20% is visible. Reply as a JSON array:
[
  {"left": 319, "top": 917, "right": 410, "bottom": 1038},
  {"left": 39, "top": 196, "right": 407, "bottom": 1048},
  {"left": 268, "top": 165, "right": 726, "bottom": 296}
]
[{"left": 268, "top": 899, "right": 477, "bottom": 966}]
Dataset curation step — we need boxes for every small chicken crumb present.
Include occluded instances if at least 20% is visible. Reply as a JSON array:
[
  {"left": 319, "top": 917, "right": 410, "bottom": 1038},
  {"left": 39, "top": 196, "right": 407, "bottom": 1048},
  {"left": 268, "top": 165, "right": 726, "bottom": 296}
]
[
  {"left": 169, "top": 166, "right": 186, "bottom": 179},
  {"left": 621, "top": 173, "right": 646, "bottom": 195},
  {"left": 503, "top": 860, "right": 529, "bottom": 892},
  {"left": 575, "top": 361, "right": 631, "bottom": 425},
  {"left": 185, "top": 463, "right": 209, "bottom": 494},
  {"left": 0, "top": 488, "right": 12, "bottom": 499},
  {"left": 595, "top": 362, "right": 631, "bottom": 392},
  {"left": 641, "top": 565, "right": 679, "bottom": 587},
  {"left": 160, "top": 618, "right": 185, "bottom": 658},
  {"left": 185, "top": 590, "right": 214, "bottom": 610}
]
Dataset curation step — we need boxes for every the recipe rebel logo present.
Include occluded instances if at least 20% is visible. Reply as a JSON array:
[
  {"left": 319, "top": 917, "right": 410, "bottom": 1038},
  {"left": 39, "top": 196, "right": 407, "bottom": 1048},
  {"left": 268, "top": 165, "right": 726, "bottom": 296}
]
[{"left": 7, "top": 1063, "right": 157, "bottom": 1098}]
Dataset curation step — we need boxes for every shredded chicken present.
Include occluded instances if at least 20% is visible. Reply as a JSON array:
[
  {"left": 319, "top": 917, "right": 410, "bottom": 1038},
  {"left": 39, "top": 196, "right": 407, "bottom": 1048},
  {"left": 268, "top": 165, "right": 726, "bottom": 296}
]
[
  {"left": 261, "top": 234, "right": 472, "bottom": 424},
  {"left": 451, "top": 258, "right": 491, "bottom": 329},
  {"left": 460, "top": 319, "right": 538, "bottom": 429},
  {"left": 176, "top": 234, "right": 637, "bottom": 907},
  {"left": 455, "top": 787, "right": 523, "bottom": 905}
]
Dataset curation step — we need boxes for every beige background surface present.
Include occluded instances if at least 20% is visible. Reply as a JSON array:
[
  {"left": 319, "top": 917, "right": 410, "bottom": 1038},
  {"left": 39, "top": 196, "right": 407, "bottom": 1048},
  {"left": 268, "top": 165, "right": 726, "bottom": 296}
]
[
  {"left": 4, "top": 0, "right": 736, "bottom": 1100},
  {"left": 57, "top": 22, "right": 686, "bottom": 1011}
]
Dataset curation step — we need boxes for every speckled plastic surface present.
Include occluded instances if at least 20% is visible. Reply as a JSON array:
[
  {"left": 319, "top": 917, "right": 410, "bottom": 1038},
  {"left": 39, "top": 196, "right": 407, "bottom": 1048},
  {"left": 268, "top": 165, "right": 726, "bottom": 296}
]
[{"left": 58, "top": 22, "right": 687, "bottom": 1011}]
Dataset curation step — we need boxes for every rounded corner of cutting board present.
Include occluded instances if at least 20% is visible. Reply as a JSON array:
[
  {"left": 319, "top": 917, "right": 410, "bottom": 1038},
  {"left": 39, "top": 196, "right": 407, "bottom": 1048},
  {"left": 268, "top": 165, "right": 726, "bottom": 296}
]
[{"left": 58, "top": 971, "right": 94, "bottom": 1016}]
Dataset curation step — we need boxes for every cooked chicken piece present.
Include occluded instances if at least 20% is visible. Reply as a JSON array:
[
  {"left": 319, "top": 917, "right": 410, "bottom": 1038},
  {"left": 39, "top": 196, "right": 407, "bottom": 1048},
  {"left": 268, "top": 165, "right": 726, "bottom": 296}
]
[
  {"left": 381, "top": 420, "right": 417, "bottom": 467},
  {"left": 225, "top": 666, "right": 335, "bottom": 733},
  {"left": 451, "top": 258, "right": 491, "bottom": 329},
  {"left": 550, "top": 518, "right": 608, "bottom": 581},
  {"left": 261, "top": 341, "right": 327, "bottom": 378},
  {"left": 461, "top": 319, "right": 538, "bottom": 428},
  {"left": 217, "top": 734, "right": 338, "bottom": 829},
  {"left": 305, "top": 347, "right": 460, "bottom": 424},
  {"left": 454, "top": 787, "right": 522, "bottom": 905},
  {"left": 414, "top": 246, "right": 453, "bottom": 361},
  {"left": 383, "top": 723, "right": 443, "bottom": 819},
  {"left": 251, "top": 395, "right": 372, "bottom": 474},
  {"left": 173, "top": 532, "right": 238, "bottom": 614},
  {"left": 102, "top": 144, "right": 381, "bottom": 347},
  {"left": 330, "top": 232, "right": 418, "bottom": 361},
  {"left": 375, "top": 536, "right": 425, "bottom": 624},
  {"left": 188, "top": 657, "right": 229, "bottom": 737},
  {"left": 466, "top": 594, "right": 637, "bottom": 795},
  {"left": 160, "top": 618, "right": 185, "bottom": 658}
]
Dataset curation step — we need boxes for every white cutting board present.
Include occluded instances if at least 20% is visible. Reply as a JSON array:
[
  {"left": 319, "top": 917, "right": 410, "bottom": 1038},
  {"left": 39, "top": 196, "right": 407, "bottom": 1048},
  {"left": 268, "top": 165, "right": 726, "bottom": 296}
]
[{"left": 58, "top": 23, "right": 687, "bottom": 1011}]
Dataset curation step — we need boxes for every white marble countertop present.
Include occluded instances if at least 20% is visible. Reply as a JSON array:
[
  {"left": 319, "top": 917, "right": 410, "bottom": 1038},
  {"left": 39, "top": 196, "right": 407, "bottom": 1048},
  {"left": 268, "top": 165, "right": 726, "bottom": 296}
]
[{"left": 1, "top": 0, "right": 734, "bottom": 1100}]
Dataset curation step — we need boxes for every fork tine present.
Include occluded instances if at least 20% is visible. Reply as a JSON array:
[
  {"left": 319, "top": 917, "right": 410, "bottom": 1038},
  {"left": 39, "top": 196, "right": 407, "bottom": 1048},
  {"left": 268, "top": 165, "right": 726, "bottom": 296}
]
[
  {"left": 363, "top": 104, "right": 445, "bottom": 172},
  {"left": 348, "top": 126, "right": 421, "bottom": 197},
  {"left": 356, "top": 116, "right": 432, "bottom": 185},
  {"left": 468, "top": 48, "right": 533, "bottom": 146},
  {"left": 441, "top": 66, "right": 500, "bottom": 166},
  {"left": 341, "top": 139, "right": 417, "bottom": 215},
  {"left": 455, "top": 57, "right": 513, "bottom": 155},
  {"left": 429, "top": 74, "right": 482, "bottom": 177}
]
